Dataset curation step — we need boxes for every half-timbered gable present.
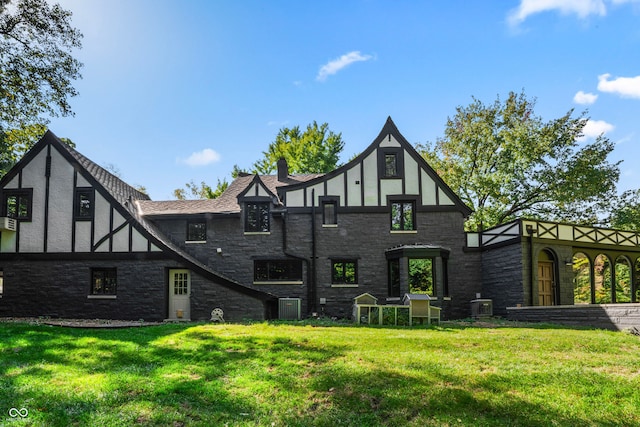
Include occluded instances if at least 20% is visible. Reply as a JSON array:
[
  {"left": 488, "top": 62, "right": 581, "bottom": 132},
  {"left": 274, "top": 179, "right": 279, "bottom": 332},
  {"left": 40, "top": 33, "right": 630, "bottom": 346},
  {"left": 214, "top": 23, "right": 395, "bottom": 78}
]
[
  {"left": 0, "top": 131, "right": 276, "bottom": 321},
  {"left": 279, "top": 117, "right": 470, "bottom": 216},
  {"left": 0, "top": 131, "right": 159, "bottom": 255}
]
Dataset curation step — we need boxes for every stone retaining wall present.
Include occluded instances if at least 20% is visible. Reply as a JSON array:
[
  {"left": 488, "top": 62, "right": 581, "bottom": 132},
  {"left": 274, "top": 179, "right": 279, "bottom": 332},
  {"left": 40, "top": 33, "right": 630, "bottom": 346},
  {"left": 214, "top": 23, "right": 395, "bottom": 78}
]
[{"left": 506, "top": 304, "right": 640, "bottom": 331}]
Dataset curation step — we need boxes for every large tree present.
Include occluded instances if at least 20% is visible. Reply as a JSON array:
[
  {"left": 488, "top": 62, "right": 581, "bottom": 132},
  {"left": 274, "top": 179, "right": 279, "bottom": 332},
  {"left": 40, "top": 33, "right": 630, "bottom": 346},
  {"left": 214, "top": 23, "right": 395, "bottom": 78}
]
[
  {"left": 174, "top": 123, "right": 345, "bottom": 199},
  {"left": 252, "top": 121, "right": 344, "bottom": 174},
  {"left": 0, "top": 0, "right": 82, "bottom": 128},
  {"left": 418, "top": 91, "right": 620, "bottom": 231},
  {"left": 0, "top": 0, "right": 82, "bottom": 177},
  {"left": 609, "top": 189, "right": 640, "bottom": 231}
]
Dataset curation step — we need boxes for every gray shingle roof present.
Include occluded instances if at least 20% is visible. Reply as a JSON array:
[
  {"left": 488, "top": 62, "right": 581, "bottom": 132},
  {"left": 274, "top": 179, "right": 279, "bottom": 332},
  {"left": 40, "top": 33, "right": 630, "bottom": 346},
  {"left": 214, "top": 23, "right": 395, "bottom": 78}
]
[
  {"left": 60, "top": 142, "right": 151, "bottom": 205},
  {"left": 138, "top": 173, "right": 323, "bottom": 216}
]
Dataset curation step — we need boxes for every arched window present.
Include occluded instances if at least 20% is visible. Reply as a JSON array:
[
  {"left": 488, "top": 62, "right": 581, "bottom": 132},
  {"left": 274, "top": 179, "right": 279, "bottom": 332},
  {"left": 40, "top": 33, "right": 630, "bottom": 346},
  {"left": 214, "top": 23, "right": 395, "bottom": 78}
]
[
  {"left": 573, "top": 252, "right": 591, "bottom": 304},
  {"left": 594, "top": 254, "right": 612, "bottom": 304},
  {"left": 615, "top": 256, "right": 632, "bottom": 303}
]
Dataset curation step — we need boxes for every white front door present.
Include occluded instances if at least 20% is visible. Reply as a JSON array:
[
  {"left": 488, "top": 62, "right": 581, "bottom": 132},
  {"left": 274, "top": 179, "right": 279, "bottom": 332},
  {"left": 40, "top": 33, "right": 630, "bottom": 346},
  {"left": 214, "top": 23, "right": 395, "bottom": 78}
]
[{"left": 169, "top": 269, "right": 191, "bottom": 320}]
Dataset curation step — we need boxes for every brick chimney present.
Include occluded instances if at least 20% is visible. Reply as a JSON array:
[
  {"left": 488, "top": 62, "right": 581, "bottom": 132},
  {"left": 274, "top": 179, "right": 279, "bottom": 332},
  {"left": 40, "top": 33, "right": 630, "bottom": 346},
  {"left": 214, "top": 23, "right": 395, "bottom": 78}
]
[{"left": 277, "top": 157, "right": 288, "bottom": 182}]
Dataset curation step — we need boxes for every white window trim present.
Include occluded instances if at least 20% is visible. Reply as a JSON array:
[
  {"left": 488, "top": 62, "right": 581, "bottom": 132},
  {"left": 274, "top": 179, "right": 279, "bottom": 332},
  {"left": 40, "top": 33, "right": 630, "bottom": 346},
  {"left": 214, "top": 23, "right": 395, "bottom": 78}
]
[{"left": 253, "top": 281, "right": 303, "bottom": 285}]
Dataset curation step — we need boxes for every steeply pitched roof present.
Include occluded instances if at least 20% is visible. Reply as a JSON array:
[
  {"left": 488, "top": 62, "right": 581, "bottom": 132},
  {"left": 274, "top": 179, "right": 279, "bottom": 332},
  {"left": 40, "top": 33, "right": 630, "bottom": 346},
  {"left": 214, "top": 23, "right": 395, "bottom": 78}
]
[
  {"left": 62, "top": 142, "right": 151, "bottom": 205},
  {"left": 278, "top": 116, "right": 473, "bottom": 217}
]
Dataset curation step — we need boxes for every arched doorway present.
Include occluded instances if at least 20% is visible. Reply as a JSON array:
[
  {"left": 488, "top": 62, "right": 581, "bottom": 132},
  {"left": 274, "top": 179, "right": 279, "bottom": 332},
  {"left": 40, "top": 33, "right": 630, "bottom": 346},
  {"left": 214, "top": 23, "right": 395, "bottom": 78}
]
[
  {"left": 538, "top": 249, "right": 556, "bottom": 306},
  {"left": 573, "top": 252, "right": 591, "bottom": 304}
]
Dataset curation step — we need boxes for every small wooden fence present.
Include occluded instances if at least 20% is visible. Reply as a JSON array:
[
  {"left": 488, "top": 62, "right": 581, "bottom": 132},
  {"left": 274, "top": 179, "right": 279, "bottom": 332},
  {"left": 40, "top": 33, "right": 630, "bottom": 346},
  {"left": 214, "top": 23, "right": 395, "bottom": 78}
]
[{"left": 353, "top": 303, "right": 441, "bottom": 326}]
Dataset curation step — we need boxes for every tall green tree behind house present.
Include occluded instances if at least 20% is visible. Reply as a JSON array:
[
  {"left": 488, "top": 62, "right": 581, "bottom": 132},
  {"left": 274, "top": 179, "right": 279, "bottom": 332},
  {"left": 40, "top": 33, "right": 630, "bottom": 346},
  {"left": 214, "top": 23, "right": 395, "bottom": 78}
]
[
  {"left": 252, "top": 121, "right": 344, "bottom": 174},
  {"left": 609, "top": 189, "right": 640, "bottom": 231},
  {"left": 0, "top": 0, "right": 83, "bottom": 177},
  {"left": 418, "top": 91, "right": 620, "bottom": 231},
  {"left": 174, "top": 123, "right": 345, "bottom": 199}
]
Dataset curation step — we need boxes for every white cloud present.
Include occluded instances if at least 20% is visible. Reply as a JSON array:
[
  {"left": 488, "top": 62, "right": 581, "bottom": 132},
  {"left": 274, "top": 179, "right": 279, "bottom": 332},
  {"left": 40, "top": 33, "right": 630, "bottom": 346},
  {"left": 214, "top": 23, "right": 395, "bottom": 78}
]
[
  {"left": 573, "top": 90, "right": 598, "bottom": 105},
  {"left": 597, "top": 73, "right": 640, "bottom": 98},
  {"left": 508, "top": 0, "right": 606, "bottom": 26},
  {"left": 178, "top": 148, "right": 221, "bottom": 167},
  {"left": 316, "top": 51, "right": 374, "bottom": 82},
  {"left": 579, "top": 119, "right": 615, "bottom": 140}
]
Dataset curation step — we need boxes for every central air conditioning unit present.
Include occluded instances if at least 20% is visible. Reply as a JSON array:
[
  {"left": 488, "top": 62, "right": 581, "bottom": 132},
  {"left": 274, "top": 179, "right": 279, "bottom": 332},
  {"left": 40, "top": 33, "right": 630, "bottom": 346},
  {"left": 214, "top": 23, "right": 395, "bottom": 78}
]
[
  {"left": 471, "top": 299, "right": 493, "bottom": 319},
  {"left": 0, "top": 217, "right": 17, "bottom": 232},
  {"left": 278, "top": 298, "right": 301, "bottom": 320}
]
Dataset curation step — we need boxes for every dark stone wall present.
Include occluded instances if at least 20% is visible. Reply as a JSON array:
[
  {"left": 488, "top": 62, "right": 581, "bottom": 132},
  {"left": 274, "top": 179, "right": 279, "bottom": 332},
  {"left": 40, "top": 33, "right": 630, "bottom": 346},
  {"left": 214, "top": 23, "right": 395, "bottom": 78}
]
[
  {"left": 507, "top": 304, "right": 640, "bottom": 331},
  {"left": 0, "top": 256, "right": 268, "bottom": 322},
  {"left": 153, "top": 208, "right": 482, "bottom": 320},
  {"left": 0, "top": 258, "right": 171, "bottom": 321},
  {"left": 190, "top": 272, "right": 266, "bottom": 322},
  {"left": 481, "top": 242, "right": 526, "bottom": 316}
]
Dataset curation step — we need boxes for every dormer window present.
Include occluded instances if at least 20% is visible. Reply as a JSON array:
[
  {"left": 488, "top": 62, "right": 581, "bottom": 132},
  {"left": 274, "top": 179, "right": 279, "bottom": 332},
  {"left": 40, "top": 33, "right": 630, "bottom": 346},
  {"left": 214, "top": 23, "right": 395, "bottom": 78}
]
[{"left": 245, "top": 202, "right": 270, "bottom": 232}]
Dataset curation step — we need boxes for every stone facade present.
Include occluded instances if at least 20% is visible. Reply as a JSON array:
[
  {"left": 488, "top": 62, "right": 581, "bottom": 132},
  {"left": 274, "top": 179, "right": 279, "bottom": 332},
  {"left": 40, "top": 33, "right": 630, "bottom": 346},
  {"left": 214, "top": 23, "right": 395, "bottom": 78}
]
[
  {"left": 507, "top": 304, "right": 640, "bottom": 331},
  {"left": 0, "top": 257, "right": 170, "bottom": 321},
  {"left": 0, "top": 256, "right": 268, "bottom": 322},
  {"left": 481, "top": 243, "right": 525, "bottom": 316}
]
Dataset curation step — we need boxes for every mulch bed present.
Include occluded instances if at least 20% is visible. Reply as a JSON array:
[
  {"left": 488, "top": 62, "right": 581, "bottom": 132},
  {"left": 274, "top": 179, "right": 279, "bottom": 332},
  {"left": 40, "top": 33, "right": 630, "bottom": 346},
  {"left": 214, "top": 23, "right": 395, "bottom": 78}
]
[{"left": 0, "top": 317, "right": 163, "bottom": 328}]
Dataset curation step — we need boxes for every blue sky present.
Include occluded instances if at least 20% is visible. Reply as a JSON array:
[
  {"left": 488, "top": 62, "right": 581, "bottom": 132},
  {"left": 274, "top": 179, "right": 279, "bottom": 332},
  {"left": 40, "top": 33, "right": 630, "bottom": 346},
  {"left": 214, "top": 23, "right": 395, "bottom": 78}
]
[{"left": 49, "top": 0, "right": 640, "bottom": 200}]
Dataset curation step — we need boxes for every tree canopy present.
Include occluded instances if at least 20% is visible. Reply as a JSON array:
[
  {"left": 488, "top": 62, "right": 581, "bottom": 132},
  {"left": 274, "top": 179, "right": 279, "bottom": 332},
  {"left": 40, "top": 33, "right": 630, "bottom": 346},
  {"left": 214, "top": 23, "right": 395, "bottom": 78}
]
[
  {"left": 418, "top": 91, "right": 620, "bottom": 231},
  {"left": 609, "top": 189, "right": 640, "bottom": 231},
  {"left": 252, "top": 121, "right": 344, "bottom": 175},
  {"left": 174, "top": 122, "right": 344, "bottom": 199},
  {"left": 173, "top": 179, "right": 228, "bottom": 200},
  {"left": 0, "top": 0, "right": 82, "bottom": 128},
  {"left": 0, "top": 0, "right": 83, "bottom": 177}
]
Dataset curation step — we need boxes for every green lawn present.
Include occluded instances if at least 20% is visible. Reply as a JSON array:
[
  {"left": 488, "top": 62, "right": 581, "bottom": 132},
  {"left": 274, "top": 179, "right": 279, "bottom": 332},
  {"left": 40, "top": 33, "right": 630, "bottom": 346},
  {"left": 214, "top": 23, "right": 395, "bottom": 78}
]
[{"left": 1, "top": 320, "right": 639, "bottom": 426}]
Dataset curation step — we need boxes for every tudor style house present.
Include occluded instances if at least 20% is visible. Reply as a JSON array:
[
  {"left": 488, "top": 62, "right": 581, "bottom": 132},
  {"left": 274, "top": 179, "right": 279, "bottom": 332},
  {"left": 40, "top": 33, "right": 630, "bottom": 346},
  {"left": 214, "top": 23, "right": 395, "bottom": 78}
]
[
  {"left": 0, "top": 118, "right": 482, "bottom": 321},
  {"left": 1, "top": 117, "right": 639, "bottom": 326}
]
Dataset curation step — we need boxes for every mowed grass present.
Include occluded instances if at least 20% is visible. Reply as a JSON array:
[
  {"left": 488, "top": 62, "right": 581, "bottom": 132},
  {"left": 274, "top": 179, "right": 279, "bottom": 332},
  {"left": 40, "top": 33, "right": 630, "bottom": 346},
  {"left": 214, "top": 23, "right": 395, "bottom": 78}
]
[{"left": 1, "top": 320, "right": 639, "bottom": 426}]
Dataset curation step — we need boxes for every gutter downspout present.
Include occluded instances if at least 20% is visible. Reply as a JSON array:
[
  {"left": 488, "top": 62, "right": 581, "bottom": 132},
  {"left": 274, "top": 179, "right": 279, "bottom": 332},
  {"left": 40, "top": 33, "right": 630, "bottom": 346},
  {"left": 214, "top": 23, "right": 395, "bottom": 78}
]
[
  {"left": 310, "top": 189, "right": 317, "bottom": 315},
  {"left": 279, "top": 208, "right": 313, "bottom": 317}
]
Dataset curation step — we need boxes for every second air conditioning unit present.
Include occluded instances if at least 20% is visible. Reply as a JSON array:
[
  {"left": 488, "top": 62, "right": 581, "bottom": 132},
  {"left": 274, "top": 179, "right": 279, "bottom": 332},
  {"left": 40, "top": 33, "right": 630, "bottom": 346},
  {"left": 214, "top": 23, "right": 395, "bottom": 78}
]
[{"left": 0, "top": 217, "right": 17, "bottom": 232}]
